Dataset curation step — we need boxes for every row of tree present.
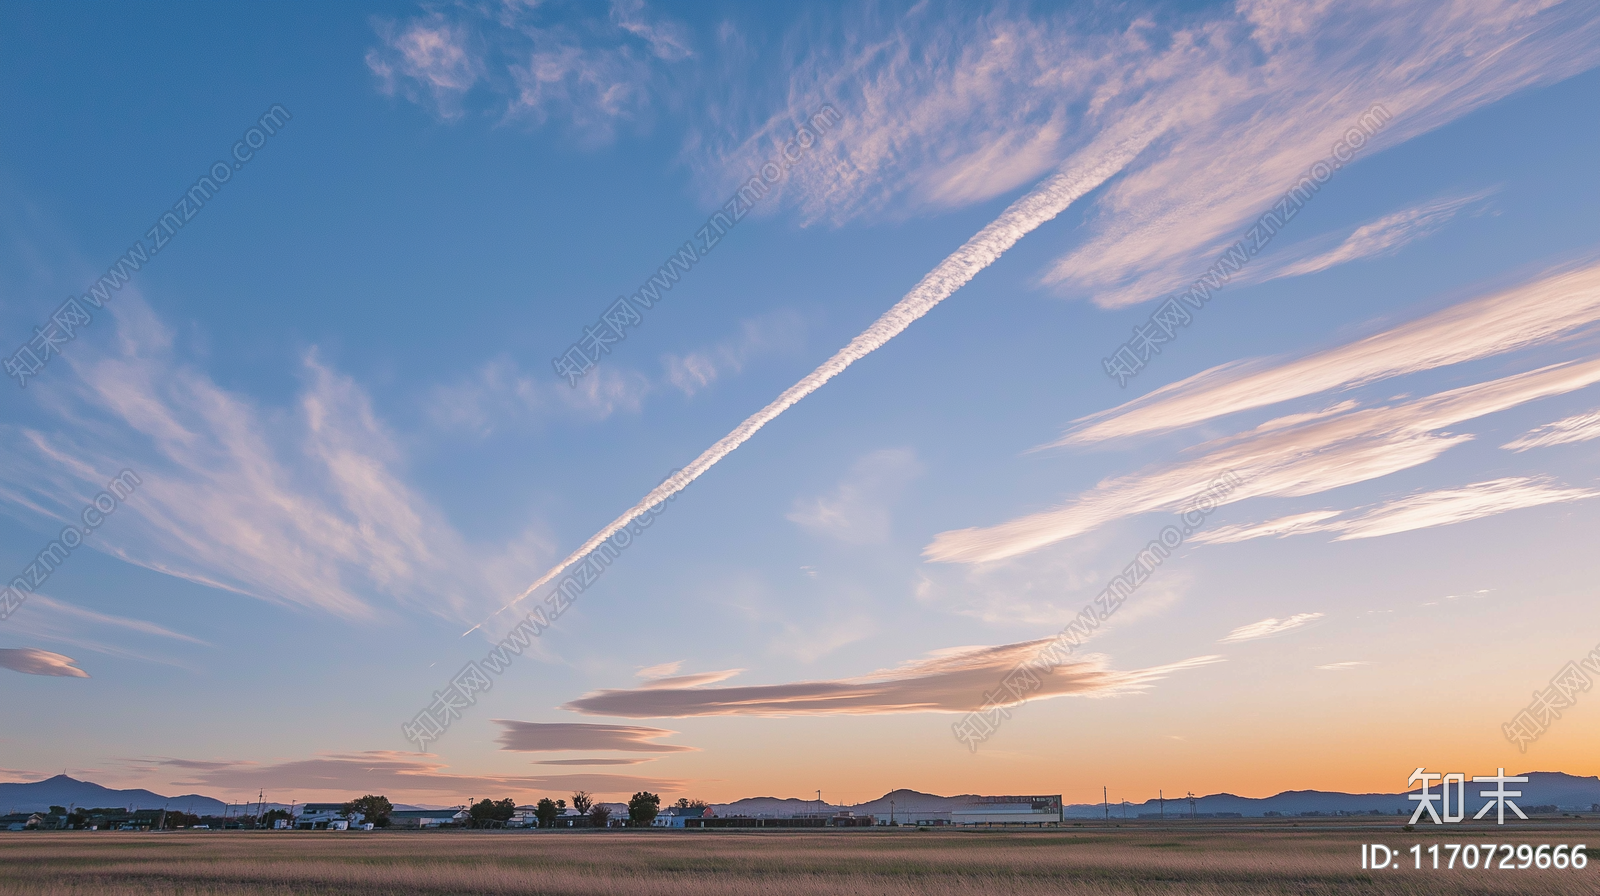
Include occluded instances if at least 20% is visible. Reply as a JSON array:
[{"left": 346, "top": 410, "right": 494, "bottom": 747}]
[{"left": 471, "top": 791, "right": 706, "bottom": 828}]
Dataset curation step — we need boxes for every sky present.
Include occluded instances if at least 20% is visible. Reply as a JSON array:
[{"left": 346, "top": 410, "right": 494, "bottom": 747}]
[{"left": 2, "top": 0, "right": 1600, "bottom": 810}]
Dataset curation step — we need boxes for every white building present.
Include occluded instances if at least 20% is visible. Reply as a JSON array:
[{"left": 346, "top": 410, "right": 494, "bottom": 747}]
[
  {"left": 951, "top": 796, "right": 1063, "bottom": 825},
  {"left": 652, "top": 806, "right": 706, "bottom": 828}
]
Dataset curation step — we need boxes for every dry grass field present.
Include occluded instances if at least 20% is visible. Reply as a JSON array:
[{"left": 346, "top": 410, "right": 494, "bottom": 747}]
[{"left": 2, "top": 822, "right": 1597, "bottom": 895}]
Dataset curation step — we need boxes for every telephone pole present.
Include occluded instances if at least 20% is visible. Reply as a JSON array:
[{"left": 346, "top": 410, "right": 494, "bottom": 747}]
[{"left": 1102, "top": 786, "right": 1108, "bottom": 821}]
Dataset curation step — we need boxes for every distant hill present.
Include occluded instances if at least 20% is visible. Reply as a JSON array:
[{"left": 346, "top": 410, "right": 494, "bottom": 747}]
[
  {"left": 1064, "top": 772, "right": 1600, "bottom": 818},
  {"left": 9, "top": 771, "right": 1598, "bottom": 820},
  {"left": 0, "top": 775, "right": 227, "bottom": 815},
  {"left": 711, "top": 774, "right": 1600, "bottom": 820}
]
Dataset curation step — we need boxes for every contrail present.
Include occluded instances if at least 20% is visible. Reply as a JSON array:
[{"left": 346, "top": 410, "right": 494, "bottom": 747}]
[{"left": 466, "top": 129, "right": 1156, "bottom": 636}]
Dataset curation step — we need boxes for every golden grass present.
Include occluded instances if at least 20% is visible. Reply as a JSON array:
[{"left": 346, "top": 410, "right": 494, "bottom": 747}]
[{"left": 1, "top": 823, "right": 1597, "bottom": 895}]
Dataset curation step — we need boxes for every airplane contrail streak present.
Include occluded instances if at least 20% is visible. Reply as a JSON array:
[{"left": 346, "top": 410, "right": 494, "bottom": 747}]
[{"left": 466, "top": 128, "right": 1156, "bottom": 635}]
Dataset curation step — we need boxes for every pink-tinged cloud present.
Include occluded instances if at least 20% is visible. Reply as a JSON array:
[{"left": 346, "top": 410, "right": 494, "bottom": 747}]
[
  {"left": 144, "top": 751, "right": 685, "bottom": 799},
  {"left": 562, "top": 641, "right": 1222, "bottom": 718},
  {"left": 1503, "top": 409, "right": 1600, "bottom": 452},
  {"left": 532, "top": 758, "right": 655, "bottom": 767},
  {"left": 492, "top": 721, "right": 695, "bottom": 753},
  {"left": 1195, "top": 477, "right": 1600, "bottom": 545},
  {"left": 0, "top": 648, "right": 89, "bottom": 678},
  {"left": 1219, "top": 613, "right": 1324, "bottom": 643},
  {"left": 1059, "top": 262, "right": 1600, "bottom": 446},
  {"left": 926, "top": 359, "right": 1600, "bottom": 564}
]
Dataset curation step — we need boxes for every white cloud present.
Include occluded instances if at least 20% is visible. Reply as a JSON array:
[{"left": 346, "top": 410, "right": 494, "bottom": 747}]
[
  {"left": 1194, "top": 511, "right": 1342, "bottom": 545},
  {"left": 0, "top": 299, "right": 550, "bottom": 626},
  {"left": 1327, "top": 477, "right": 1600, "bottom": 541},
  {"left": 914, "top": 534, "right": 1188, "bottom": 630},
  {"left": 1195, "top": 477, "right": 1600, "bottom": 544},
  {"left": 366, "top": 2, "right": 694, "bottom": 141},
  {"left": 704, "top": 0, "right": 1599, "bottom": 311},
  {"left": 1061, "top": 261, "right": 1600, "bottom": 446},
  {"left": 788, "top": 447, "right": 924, "bottom": 544},
  {"left": 1258, "top": 190, "right": 1495, "bottom": 281},
  {"left": 663, "top": 311, "right": 804, "bottom": 397},
  {"left": 635, "top": 660, "right": 682, "bottom": 680},
  {"left": 426, "top": 356, "right": 651, "bottom": 436},
  {"left": 1219, "top": 612, "right": 1323, "bottom": 643},
  {"left": 926, "top": 359, "right": 1600, "bottom": 564},
  {"left": 1503, "top": 408, "right": 1600, "bottom": 451},
  {"left": 366, "top": 15, "right": 481, "bottom": 119},
  {"left": 1316, "top": 661, "right": 1369, "bottom": 671}
]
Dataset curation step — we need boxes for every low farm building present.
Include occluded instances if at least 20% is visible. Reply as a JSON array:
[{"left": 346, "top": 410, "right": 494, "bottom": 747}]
[{"left": 951, "top": 796, "right": 1063, "bottom": 825}]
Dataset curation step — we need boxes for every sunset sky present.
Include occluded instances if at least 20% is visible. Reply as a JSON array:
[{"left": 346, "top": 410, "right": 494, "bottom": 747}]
[{"left": 3, "top": 0, "right": 1600, "bottom": 809}]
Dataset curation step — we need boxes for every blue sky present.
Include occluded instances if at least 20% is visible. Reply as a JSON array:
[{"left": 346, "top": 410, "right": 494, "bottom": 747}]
[{"left": 3, "top": 0, "right": 1600, "bottom": 807}]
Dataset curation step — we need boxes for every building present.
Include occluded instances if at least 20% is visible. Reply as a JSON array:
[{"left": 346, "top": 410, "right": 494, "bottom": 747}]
[
  {"left": 389, "top": 808, "right": 468, "bottom": 829},
  {"left": 296, "top": 803, "right": 362, "bottom": 830},
  {"left": 951, "top": 796, "right": 1063, "bottom": 825},
  {"left": 651, "top": 806, "right": 705, "bottom": 828},
  {"left": 0, "top": 813, "right": 42, "bottom": 831}
]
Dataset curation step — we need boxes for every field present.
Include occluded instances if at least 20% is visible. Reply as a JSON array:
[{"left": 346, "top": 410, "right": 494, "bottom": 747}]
[{"left": 2, "top": 820, "right": 1598, "bottom": 895}]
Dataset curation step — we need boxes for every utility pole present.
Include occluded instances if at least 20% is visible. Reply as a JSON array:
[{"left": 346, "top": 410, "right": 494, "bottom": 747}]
[
  {"left": 1187, "top": 791, "right": 1196, "bottom": 819},
  {"left": 1159, "top": 790, "right": 1164, "bottom": 820},
  {"left": 1103, "top": 786, "right": 1108, "bottom": 822}
]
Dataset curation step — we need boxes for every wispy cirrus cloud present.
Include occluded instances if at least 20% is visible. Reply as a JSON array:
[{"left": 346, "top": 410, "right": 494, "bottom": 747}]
[
  {"left": 0, "top": 647, "right": 89, "bottom": 678},
  {"left": 367, "top": 1, "right": 693, "bottom": 142},
  {"left": 788, "top": 447, "right": 924, "bottom": 544},
  {"left": 1198, "top": 477, "right": 1600, "bottom": 544},
  {"left": 1060, "top": 261, "right": 1600, "bottom": 447},
  {"left": 708, "top": 0, "right": 1598, "bottom": 310},
  {"left": 926, "top": 358, "right": 1600, "bottom": 564},
  {"left": 1503, "top": 409, "right": 1600, "bottom": 452},
  {"left": 0, "top": 298, "right": 551, "bottom": 626},
  {"left": 426, "top": 357, "right": 652, "bottom": 436},
  {"left": 492, "top": 720, "right": 695, "bottom": 753},
  {"left": 664, "top": 311, "right": 805, "bottom": 397},
  {"left": 1257, "top": 190, "right": 1495, "bottom": 282},
  {"left": 563, "top": 640, "right": 1221, "bottom": 717},
  {"left": 366, "top": 14, "right": 482, "bottom": 119},
  {"left": 1219, "top": 612, "right": 1324, "bottom": 643}
]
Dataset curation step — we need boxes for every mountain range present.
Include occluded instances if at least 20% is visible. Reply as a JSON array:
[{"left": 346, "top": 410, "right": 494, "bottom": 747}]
[
  {"left": 6, "top": 773, "right": 1599, "bottom": 818},
  {"left": 711, "top": 774, "right": 1600, "bottom": 819}
]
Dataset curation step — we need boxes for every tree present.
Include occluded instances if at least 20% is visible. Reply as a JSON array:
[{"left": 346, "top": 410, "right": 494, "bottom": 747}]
[
  {"left": 586, "top": 803, "right": 611, "bottom": 829},
  {"left": 342, "top": 795, "right": 394, "bottom": 828},
  {"left": 261, "top": 808, "right": 292, "bottom": 827},
  {"left": 163, "top": 810, "right": 201, "bottom": 829},
  {"left": 469, "top": 798, "right": 517, "bottom": 827},
  {"left": 570, "top": 791, "right": 592, "bottom": 814},
  {"left": 556, "top": 799, "right": 567, "bottom": 811},
  {"left": 628, "top": 792, "right": 661, "bottom": 827},
  {"left": 535, "top": 797, "right": 561, "bottom": 829}
]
